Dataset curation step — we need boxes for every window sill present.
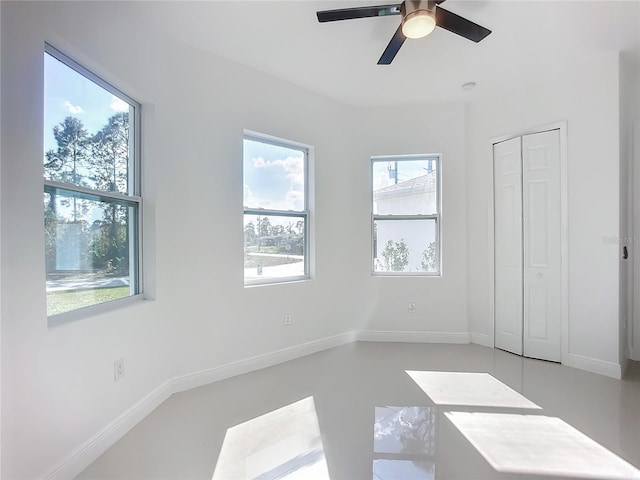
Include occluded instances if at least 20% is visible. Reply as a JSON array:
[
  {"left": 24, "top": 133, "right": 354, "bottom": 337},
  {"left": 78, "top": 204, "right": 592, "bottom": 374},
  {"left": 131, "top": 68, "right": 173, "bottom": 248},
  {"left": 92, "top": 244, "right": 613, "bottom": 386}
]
[
  {"left": 372, "top": 272, "right": 442, "bottom": 277},
  {"left": 244, "top": 276, "right": 311, "bottom": 288},
  {"left": 47, "top": 293, "right": 147, "bottom": 327}
]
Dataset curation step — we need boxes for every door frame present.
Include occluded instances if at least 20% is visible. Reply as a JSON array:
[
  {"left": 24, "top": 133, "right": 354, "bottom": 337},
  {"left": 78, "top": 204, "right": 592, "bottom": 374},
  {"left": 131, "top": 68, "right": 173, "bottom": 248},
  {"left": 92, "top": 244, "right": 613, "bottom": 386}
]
[
  {"left": 632, "top": 120, "right": 640, "bottom": 361},
  {"left": 488, "top": 121, "right": 569, "bottom": 364}
]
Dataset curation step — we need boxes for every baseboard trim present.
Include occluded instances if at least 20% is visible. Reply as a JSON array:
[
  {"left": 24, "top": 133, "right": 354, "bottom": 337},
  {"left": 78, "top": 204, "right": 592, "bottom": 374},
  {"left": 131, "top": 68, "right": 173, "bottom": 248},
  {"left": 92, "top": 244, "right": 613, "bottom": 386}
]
[
  {"left": 630, "top": 347, "right": 640, "bottom": 362},
  {"left": 44, "top": 331, "right": 356, "bottom": 479},
  {"left": 564, "top": 353, "right": 621, "bottom": 379},
  {"left": 42, "top": 329, "right": 624, "bottom": 479},
  {"left": 45, "top": 381, "right": 173, "bottom": 479},
  {"left": 171, "top": 331, "right": 357, "bottom": 393},
  {"left": 357, "top": 330, "right": 469, "bottom": 344},
  {"left": 470, "top": 332, "right": 493, "bottom": 348}
]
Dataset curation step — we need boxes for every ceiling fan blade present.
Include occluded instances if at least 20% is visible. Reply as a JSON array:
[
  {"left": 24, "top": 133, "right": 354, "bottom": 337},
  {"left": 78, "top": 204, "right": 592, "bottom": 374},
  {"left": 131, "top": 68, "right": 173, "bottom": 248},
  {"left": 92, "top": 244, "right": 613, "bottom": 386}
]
[
  {"left": 435, "top": 7, "right": 491, "bottom": 42},
  {"left": 378, "top": 24, "right": 406, "bottom": 65},
  {"left": 317, "top": 4, "right": 401, "bottom": 23}
]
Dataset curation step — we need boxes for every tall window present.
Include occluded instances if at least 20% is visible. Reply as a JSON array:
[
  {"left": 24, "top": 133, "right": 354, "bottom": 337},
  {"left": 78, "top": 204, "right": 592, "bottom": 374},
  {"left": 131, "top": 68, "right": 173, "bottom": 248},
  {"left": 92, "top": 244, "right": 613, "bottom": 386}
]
[
  {"left": 243, "top": 133, "right": 309, "bottom": 285},
  {"left": 43, "top": 44, "right": 141, "bottom": 317},
  {"left": 372, "top": 155, "right": 441, "bottom": 275}
]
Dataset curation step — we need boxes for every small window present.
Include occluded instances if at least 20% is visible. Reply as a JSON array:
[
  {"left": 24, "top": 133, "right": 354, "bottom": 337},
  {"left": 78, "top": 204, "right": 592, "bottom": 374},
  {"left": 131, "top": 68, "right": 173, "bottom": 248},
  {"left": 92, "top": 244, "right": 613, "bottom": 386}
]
[
  {"left": 43, "top": 44, "right": 141, "bottom": 317},
  {"left": 372, "top": 155, "right": 441, "bottom": 275},
  {"left": 243, "top": 133, "right": 309, "bottom": 285}
]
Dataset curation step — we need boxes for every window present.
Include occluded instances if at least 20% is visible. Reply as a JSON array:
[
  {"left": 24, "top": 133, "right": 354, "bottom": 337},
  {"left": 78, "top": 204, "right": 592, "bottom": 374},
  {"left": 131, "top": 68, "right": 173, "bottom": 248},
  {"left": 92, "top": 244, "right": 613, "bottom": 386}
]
[
  {"left": 43, "top": 44, "right": 141, "bottom": 317},
  {"left": 372, "top": 155, "right": 440, "bottom": 275},
  {"left": 243, "top": 132, "right": 309, "bottom": 285}
]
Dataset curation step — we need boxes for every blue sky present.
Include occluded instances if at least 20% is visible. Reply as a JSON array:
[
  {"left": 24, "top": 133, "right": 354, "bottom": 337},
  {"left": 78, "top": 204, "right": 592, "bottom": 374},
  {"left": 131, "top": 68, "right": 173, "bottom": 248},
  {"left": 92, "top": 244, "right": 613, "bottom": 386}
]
[
  {"left": 44, "top": 53, "right": 130, "bottom": 153},
  {"left": 243, "top": 139, "right": 305, "bottom": 212},
  {"left": 44, "top": 53, "right": 133, "bottom": 224},
  {"left": 372, "top": 158, "right": 434, "bottom": 191}
]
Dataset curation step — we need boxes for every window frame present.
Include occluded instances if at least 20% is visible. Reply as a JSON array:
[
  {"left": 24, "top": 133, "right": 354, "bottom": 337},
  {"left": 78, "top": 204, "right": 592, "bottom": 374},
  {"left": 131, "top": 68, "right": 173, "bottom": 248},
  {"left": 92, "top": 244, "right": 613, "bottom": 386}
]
[
  {"left": 243, "top": 131, "right": 310, "bottom": 286},
  {"left": 371, "top": 154, "right": 442, "bottom": 277},
  {"left": 44, "top": 43, "right": 143, "bottom": 320}
]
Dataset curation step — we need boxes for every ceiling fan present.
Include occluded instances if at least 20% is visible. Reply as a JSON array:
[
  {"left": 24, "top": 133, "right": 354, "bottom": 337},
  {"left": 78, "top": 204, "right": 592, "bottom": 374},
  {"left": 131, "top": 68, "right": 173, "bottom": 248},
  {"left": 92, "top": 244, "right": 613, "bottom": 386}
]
[{"left": 316, "top": 0, "right": 491, "bottom": 64}]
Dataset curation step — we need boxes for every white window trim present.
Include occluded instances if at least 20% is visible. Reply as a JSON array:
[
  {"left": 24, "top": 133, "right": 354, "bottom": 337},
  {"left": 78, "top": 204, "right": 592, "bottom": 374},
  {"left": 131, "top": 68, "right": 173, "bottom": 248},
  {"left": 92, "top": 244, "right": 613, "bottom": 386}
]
[
  {"left": 243, "top": 130, "right": 310, "bottom": 286},
  {"left": 44, "top": 43, "right": 143, "bottom": 321},
  {"left": 371, "top": 154, "right": 442, "bottom": 277}
]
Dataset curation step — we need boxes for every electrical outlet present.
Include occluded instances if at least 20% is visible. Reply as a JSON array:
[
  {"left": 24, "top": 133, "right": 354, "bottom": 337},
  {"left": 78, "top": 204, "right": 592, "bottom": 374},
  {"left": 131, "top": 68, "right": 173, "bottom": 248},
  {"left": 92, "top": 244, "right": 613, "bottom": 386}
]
[
  {"left": 284, "top": 314, "right": 293, "bottom": 326},
  {"left": 114, "top": 358, "right": 125, "bottom": 381},
  {"left": 408, "top": 302, "right": 416, "bottom": 314}
]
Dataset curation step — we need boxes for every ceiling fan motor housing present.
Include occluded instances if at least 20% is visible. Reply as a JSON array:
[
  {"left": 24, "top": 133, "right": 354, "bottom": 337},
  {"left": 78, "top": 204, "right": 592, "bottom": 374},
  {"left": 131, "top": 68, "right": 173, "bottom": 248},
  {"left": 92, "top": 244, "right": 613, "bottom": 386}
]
[
  {"left": 401, "top": 0, "right": 437, "bottom": 39},
  {"left": 401, "top": 0, "right": 436, "bottom": 18}
]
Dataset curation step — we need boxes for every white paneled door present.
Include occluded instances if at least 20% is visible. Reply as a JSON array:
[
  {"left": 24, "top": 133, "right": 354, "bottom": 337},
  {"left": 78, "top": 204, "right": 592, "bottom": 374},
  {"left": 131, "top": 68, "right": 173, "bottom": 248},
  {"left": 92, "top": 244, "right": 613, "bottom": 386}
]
[
  {"left": 494, "top": 137, "right": 524, "bottom": 356},
  {"left": 494, "top": 130, "right": 562, "bottom": 362},
  {"left": 522, "top": 131, "right": 562, "bottom": 361}
]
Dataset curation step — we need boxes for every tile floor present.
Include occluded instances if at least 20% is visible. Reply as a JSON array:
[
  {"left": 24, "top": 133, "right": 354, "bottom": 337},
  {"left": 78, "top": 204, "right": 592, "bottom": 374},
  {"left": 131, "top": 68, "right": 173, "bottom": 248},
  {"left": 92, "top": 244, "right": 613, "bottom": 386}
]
[{"left": 78, "top": 343, "right": 640, "bottom": 479}]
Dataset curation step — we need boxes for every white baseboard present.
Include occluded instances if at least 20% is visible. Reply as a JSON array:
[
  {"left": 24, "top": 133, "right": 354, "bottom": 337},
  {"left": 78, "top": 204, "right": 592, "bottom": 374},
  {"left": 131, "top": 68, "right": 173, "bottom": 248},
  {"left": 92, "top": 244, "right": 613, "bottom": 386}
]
[
  {"left": 45, "top": 381, "right": 173, "bottom": 480},
  {"left": 630, "top": 347, "right": 640, "bottom": 362},
  {"left": 172, "top": 330, "right": 357, "bottom": 393},
  {"left": 470, "top": 332, "right": 493, "bottom": 348},
  {"left": 42, "top": 329, "right": 625, "bottom": 479},
  {"left": 357, "top": 330, "right": 469, "bottom": 344},
  {"left": 45, "top": 330, "right": 357, "bottom": 479},
  {"left": 564, "top": 353, "right": 622, "bottom": 379}
]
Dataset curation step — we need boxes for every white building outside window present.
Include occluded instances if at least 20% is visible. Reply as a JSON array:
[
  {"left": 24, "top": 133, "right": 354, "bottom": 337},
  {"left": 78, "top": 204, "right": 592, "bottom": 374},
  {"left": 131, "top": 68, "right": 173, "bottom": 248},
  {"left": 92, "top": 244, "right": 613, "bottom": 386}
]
[{"left": 372, "top": 155, "right": 441, "bottom": 275}]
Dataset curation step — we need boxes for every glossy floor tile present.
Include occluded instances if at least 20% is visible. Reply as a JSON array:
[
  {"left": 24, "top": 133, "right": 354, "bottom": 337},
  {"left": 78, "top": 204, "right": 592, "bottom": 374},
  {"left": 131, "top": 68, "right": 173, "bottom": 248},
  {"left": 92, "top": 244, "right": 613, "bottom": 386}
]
[{"left": 78, "top": 343, "right": 640, "bottom": 479}]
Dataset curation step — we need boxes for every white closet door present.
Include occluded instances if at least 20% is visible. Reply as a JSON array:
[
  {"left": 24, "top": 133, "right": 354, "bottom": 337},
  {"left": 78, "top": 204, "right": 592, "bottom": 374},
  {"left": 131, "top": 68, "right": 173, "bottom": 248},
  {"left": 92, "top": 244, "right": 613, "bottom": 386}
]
[
  {"left": 494, "top": 137, "right": 523, "bottom": 355},
  {"left": 522, "top": 130, "right": 562, "bottom": 362}
]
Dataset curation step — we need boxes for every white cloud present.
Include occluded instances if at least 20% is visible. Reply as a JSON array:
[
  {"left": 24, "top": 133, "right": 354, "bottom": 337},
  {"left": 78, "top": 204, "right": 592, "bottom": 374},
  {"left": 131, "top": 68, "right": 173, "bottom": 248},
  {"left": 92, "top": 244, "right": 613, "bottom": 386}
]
[
  {"left": 63, "top": 101, "right": 84, "bottom": 114},
  {"left": 248, "top": 156, "right": 305, "bottom": 211},
  {"left": 285, "top": 190, "right": 304, "bottom": 211},
  {"left": 252, "top": 156, "right": 304, "bottom": 188},
  {"left": 244, "top": 189, "right": 303, "bottom": 212},
  {"left": 110, "top": 95, "right": 129, "bottom": 112}
]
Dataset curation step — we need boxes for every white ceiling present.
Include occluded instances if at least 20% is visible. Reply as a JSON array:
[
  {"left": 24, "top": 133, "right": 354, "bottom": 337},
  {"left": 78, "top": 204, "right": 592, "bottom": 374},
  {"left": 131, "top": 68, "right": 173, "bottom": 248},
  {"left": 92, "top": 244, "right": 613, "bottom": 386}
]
[{"left": 144, "top": 1, "right": 640, "bottom": 106}]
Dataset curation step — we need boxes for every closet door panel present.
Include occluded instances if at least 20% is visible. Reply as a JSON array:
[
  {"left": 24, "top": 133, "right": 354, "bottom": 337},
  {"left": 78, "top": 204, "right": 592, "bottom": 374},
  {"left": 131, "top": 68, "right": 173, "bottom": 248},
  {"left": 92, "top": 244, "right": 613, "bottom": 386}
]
[
  {"left": 522, "top": 130, "right": 562, "bottom": 362},
  {"left": 494, "top": 137, "right": 523, "bottom": 355}
]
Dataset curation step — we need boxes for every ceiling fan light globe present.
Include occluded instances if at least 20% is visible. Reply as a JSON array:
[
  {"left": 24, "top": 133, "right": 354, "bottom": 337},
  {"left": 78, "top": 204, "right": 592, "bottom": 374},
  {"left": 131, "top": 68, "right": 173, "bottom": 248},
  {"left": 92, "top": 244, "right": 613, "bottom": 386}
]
[{"left": 402, "top": 10, "right": 436, "bottom": 39}]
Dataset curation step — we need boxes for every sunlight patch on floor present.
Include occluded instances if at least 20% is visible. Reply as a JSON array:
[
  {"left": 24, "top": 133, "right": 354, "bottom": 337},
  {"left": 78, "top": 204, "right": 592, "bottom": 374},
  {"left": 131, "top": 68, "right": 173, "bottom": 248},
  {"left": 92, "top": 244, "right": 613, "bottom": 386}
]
[
  {"left": 406, "top": 371, "right": 541, "bottom": 409},
  {"left": 212, "top": 396, "right": 329, "bottom": 480},
  {"left": 445, "top": 412, "right": 640, "bottom": 479}
]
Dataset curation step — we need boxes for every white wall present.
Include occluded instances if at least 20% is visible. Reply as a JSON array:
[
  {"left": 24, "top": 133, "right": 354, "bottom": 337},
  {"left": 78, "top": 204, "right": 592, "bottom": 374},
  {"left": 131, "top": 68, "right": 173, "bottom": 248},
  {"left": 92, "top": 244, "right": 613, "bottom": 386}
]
[
  {"left": 466, "top": 53, "right": 622, "bottom": 371},
  {"left": 619, "top": 52, "right": 638, "bottom": 366},
  {"left": 635, "top": 118, "right": 640, "bottom": 361},
  {"left": 0, "top": 1, "right": 3, "bottom": 473},
  {"left": 1, "top": 3, "right": 172, "bottom": 478},
  {"left": 153, "top": 24, "right": 360, "bottom": 379},
  {"left": 0, "top": 2, "right": 360, "bottom": 478},
  {"left": 352, "top": 103, "right": 468, "bottom": 336},
  {"left": 0, "top": 1, "right": 631, "bottom": 478},
  {"left": 622, "top": 51, "right": 640, "bottom": 362},
  {"left": 0, "top": 8, "right": 472, "bottom": 472}
]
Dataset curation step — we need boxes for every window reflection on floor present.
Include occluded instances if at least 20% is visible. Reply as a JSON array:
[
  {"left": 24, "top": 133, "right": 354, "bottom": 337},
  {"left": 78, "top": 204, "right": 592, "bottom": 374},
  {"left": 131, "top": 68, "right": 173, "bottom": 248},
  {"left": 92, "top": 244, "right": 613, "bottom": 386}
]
[
  {"left": 373, "top": 406, "right": 436, "bottom": 480},
  {"left": 212, "top": 396, "right": 329, "bottom": 480}
]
